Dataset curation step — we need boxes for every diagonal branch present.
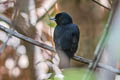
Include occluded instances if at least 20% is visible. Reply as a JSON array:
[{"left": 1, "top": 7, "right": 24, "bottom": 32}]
[
  {"left": 0, "top": 24, "right": 120, "bottom": 75},
  {"left": 0, "top": 24, "right": 56, "bottom": 52},
  {"left": 73, "top": 56, "right": 120, "bottom": 74},
  {"left": 92, "top": 0, "right": 111, "bottom": 11},
  {"left": 83, "top": 0, "right": 117, "bottom": 80},
  {"left": 0, "top": 2, "right": 18, "bottom": 53}
]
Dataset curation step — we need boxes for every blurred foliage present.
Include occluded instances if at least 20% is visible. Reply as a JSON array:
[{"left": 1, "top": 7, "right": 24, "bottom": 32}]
[
  {"left": 50, "top": 68, "right": 96, "bottom": 80},
  {"left": 0, "top": 0, "right": 115, "bottom": 80},
  {"left": 43, "top": 11, "right": 57, "bottom": 28},
  {"left": 43, "top": 16, "right": 56, "bottom": 28}
]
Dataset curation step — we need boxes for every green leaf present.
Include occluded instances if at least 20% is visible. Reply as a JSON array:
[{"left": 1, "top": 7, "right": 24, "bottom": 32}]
[
  {"left": 49, "top": 68, "right": 96, "bottom": 80},
  {"left": 62, "top": 68, "right": 96, "bottom": 80}
]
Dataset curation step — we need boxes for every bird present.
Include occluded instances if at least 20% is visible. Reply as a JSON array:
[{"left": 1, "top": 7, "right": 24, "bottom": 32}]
[{"left": 50, "top": 12, "right": 80, "bottom": 68}]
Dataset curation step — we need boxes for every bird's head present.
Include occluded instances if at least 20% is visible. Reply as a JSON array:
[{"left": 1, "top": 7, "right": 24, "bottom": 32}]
[{"left": 50, "top": 12, "right": 73, "bottom": 25}]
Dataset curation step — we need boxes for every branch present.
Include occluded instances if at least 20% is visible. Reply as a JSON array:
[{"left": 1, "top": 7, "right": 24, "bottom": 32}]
[
  {"left": 92, "top": 0, "right": 111, "bottom": 11},
  {"left": 73, "top": 56, "right": 120, "bottom": 74},
  {"left": 0, "top": 2, "right": 18, "bottom": 52},
  {"left": 0, "top": 14, "right": 11, "bottom": 25},
  {"left": 83, "top": 0, "right": 117, "bottom": 80},
  {"left": 89, "top": 0, "right": 113, "bottom": 71},
  {"left": 37, "top": 0, "right": 57, "bottom": 22},
  {"left": 0, "top": 24, "right": 56, "bottom": 52},
  {"left": 0, "top": 34, "right": 11, "bottom": 52},
  {"left": 0, "top": 24, "right": 120, "bottom": 74}
]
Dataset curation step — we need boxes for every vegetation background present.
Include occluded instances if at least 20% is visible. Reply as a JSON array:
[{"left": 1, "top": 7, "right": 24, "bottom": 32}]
[{"left": 0, "top": 0, "right": 119, "bottom": 80}]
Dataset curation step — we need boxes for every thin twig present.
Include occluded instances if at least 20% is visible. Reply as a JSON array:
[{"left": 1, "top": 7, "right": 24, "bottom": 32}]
[
  {"left": 37, "top": 1, "right": 57, "bottom": 22},
  {"left": 73, "top": 56, "right": 120, "bottom": 74},
  {"left": 0, "top": 34, "right": 11, "bottom": 52},
  {"left": 0, "top": 14, "right": 11, "bottom": 25},
  {"left": 0, "top": 14, "right": 11, "bottom": 52},
  {"left": 0, "top": 24, "right": 56, "bottom": 52},
  {"left": 83, "top": 1, "right": 114, "bottom": 79},
  {"left": 92, "top": 0, "right": 111, "bottom": 11},
  {"left": 89, "top": 3, "right": 112, "bottom": 70},
  {"left": 0, "top": 1, "right": 18, "bottom": 52}
]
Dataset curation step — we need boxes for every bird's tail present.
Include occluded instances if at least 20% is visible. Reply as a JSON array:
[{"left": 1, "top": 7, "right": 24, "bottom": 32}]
[{"left": 57, "top": 50, "right": 71, "bottom": 68}]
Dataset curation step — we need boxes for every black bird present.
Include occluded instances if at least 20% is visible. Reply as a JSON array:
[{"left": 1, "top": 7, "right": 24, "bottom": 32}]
[{"left": 51, "top": 12, "right": 80, "bottom": 68}]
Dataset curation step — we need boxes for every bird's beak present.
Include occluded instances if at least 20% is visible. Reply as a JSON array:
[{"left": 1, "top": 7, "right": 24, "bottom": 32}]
[{"left": 50, "top": 17, "right": 56, "bottom": 21}]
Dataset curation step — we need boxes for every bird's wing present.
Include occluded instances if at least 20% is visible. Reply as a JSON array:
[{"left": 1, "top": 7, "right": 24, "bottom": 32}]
[
  {"left": 53, "top": 26, "right": 62, "bottom": 48},
  {"left": 61, "top": 24, "right": 80, "bottom": 53}
]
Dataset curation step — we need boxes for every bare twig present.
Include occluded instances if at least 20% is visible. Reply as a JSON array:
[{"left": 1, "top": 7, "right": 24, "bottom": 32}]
[
  {"left": 73, "top": 56, "right": 120, "bottom": 74},
  {"left": 37, "top": 0, "right": 57, "bottom": 22},
  {"left": 84, "top": 19, "right": 111, "bottom": 80},
  {"left": 0, "top": 24, "right": 55, "bottom": 52},
  {"left": 0, "top": 34, "right": 11, "bottom": 52},
  {"left": 83, "top": 1, "right": 114, "bottom": 79},
  {"left": 0, "top": 2, "right": 18, "bottom": 52},
  {"left": 0, "top": 14, "right": 11, "bottom": 52},
  {"left": 92, "top": 0, "right": 111, "bottom": 11},
  {"left": 89, "top": 1, "right": 112, "bottom": 70},
  {"left": 0, "top": 14, "right": 11, "bottom": 25}
]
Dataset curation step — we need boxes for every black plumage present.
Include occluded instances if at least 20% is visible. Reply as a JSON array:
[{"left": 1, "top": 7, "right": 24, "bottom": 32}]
[{"left": 51, "top": 12, "right": 80, "bottom": 68}]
